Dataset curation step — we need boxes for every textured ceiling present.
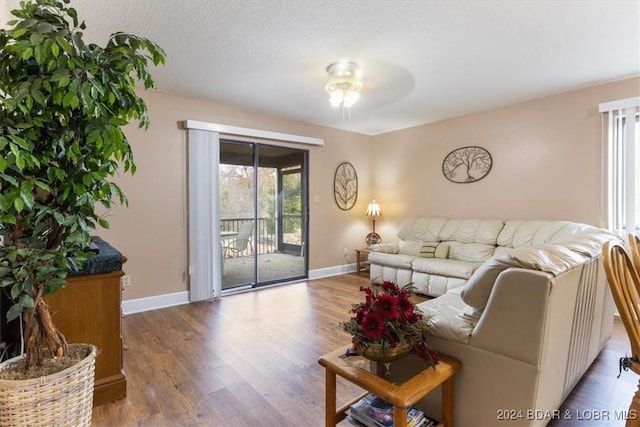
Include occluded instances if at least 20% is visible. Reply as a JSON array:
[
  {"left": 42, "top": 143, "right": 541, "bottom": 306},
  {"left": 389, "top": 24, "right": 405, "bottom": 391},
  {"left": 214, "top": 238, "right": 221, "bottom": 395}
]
[{"left": 1, "top": 0, "right": 639, "bottom": 135}]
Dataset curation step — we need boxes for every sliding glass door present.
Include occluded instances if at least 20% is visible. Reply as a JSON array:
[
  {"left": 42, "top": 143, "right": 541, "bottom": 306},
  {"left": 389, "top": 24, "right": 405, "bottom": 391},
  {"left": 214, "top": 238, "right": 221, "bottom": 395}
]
[{"left": 220, "top": 140, "right": 308, "bottom": 291}]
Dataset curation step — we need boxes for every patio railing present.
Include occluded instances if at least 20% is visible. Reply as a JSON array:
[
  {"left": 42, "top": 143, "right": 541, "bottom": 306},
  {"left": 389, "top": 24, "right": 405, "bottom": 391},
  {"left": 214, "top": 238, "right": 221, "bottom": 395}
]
[{"left": 221, "top": 217, "right": 274, "bottom": 257}]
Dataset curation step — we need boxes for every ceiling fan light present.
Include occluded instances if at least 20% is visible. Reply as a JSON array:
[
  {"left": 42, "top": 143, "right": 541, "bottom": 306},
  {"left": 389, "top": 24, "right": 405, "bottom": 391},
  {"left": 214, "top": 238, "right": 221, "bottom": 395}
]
[
  {"left": 329, "top": 90, "right": 343, "bottom": 107},
  {"left": 343, "top": 91, "right": 360, "bottom": 108},
  {"left": 324, "top": 61, "right": 363, "bottom": 109}
]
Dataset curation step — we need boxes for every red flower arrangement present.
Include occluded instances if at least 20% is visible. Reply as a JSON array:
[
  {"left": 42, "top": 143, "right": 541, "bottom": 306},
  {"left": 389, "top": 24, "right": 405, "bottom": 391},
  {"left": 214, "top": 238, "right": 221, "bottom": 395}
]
[{"left": 342, "top": 281, "right": 438, "bottom": 366}]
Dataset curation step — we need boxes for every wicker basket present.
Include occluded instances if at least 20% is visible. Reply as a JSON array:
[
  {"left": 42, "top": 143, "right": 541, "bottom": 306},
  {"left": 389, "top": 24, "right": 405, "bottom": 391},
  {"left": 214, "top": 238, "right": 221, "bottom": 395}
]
[{"left": 0, "top": 343, "right": 97, "bottom": 427}]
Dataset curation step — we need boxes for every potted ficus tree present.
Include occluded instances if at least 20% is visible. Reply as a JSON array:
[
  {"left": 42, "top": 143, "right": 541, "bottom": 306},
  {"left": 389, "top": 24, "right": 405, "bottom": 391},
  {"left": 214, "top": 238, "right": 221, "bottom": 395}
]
[{"left": 0, "top": 0, "right": 164, "bottom": 423}]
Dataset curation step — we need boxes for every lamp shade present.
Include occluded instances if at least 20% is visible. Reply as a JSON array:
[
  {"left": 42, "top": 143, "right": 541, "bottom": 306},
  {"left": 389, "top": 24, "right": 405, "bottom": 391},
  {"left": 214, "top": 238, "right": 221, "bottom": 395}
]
[{"left": 366, "top": 200, "right": 381, "bottom": 216}]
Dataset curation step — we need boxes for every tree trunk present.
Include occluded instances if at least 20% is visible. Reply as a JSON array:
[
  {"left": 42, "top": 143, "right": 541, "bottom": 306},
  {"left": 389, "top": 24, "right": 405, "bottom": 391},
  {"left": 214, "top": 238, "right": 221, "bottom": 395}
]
[{"left": 23, "top": 298, "right": 67, "bottom": 370}]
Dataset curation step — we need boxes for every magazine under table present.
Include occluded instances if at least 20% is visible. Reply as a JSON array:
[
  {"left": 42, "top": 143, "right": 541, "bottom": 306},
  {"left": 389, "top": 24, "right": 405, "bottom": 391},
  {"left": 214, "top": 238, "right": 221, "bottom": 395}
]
[{"left": 318, "top": 345, "right": 461, "bottom": 427}]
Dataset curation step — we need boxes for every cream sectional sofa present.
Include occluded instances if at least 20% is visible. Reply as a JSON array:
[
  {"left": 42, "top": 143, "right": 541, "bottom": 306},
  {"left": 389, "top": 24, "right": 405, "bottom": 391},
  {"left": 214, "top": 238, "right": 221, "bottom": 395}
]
[
  {"left": 373, "top": 218, "right": 618, "bottom": 426},
  {"left": 369, "top": 217, "right": 507, "bottom": 296}
]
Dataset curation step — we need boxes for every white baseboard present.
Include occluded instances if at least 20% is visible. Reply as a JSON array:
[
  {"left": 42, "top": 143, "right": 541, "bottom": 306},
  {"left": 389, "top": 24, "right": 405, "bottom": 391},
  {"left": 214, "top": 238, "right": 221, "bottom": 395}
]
[
  {"left": 122, "top": 263, "right": 358, "bottom": 314},
  {"left": 308, "top": 263, "right": 356, "bottom": 279},
  {"left": 122, "top": 291, "right": 190, "bottom": 315}
]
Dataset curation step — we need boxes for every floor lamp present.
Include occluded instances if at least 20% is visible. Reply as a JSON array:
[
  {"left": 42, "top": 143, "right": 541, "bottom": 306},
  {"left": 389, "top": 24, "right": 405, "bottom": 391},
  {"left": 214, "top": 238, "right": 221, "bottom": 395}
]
[{"left": 365, "top": 200, "right": 382, "bottom": 245}]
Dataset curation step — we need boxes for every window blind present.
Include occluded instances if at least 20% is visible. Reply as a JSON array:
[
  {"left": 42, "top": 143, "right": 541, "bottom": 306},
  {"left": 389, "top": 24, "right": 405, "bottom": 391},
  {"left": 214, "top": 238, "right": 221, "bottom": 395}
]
[{"left": 600, "top": 97, "right": 640, "bottom": 235}]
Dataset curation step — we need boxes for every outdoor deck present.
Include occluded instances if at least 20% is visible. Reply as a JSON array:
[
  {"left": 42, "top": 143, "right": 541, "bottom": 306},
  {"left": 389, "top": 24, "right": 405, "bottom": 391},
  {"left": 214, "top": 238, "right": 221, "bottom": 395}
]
[{"left": 222, "top": 252, "right": 305, "bottom": 290}]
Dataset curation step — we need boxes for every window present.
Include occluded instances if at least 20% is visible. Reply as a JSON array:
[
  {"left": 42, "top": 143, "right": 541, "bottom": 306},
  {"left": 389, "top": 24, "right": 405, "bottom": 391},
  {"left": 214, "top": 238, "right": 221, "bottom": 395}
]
[{"left": 600, "top": 97, "right": 640, "bottom": 235}]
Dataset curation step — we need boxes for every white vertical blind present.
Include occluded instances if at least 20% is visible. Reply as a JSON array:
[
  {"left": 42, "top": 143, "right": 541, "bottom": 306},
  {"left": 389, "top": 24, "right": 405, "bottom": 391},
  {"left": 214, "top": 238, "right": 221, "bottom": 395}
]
[
  {"left": 187, "top": 128, "right": 222, "bottom": 300},
  {"left": 600, "top": 97, "right": 640, "bottom": 235}
]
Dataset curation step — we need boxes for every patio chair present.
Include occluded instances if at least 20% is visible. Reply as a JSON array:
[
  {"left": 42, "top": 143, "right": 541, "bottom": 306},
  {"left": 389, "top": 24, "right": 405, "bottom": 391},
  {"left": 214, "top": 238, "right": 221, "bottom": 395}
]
[
  {"left": 223, "top": 221, "right": 254, "bottom": 259},
  {"left": 602, "top": 240, "right": 640, "bottom": 426}
]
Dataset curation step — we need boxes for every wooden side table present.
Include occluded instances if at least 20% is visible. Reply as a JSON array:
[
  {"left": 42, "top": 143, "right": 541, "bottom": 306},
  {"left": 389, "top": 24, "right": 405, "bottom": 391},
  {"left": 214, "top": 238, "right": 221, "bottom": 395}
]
[
  {"left": 355, "top": 248, "right": 370, "bottom": 275},
  {"left": 318, "top": 345, "right": 460, "bottom": 427}
]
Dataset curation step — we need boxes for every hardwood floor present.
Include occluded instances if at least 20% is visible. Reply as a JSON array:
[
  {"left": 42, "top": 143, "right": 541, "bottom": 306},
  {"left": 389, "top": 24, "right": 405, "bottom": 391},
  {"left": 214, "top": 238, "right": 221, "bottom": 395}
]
[{"left": 92, "top": 274, "right": 634, "bottom": 426}]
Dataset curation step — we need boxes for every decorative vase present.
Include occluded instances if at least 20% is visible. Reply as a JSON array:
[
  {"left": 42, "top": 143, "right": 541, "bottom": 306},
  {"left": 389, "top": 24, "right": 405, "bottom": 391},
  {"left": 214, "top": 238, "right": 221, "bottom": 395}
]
[
  {"left": 0, "top": 343, "right": 97, "bottom": 426},
  {"left": 359, "top": 340, "right": 415, "bottom": 363}
]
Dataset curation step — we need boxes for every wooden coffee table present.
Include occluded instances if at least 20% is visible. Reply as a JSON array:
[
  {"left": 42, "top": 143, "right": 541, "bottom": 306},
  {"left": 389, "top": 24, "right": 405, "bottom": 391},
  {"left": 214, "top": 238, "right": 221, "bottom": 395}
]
[{"left": 318, "top": 345, "right": 461, "bottom": 427}]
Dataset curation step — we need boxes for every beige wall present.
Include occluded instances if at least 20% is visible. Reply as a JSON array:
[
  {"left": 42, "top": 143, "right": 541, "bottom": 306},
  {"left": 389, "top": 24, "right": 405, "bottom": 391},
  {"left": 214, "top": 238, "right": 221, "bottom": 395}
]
[
  {"left": 98, "top": 77, "right": 639, "bottom": 302},
  {"left": 371, "top": 77, "right": 640, "bottom": 241},
  {"left": 97, "top": 92, "right": 372, "bottom": 300}
]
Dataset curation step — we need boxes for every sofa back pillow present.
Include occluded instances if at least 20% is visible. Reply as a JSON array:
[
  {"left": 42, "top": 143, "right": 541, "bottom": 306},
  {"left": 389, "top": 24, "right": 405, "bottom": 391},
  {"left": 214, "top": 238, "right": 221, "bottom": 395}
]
[
  {"left": 438, "top": 219, "right": 505, "bottom": 244},
  {"left": 397, "top": 217, "right": 447, "bottom": 242},
  {"left": 461, "top": 244, "right": 590, "bottom": 309},
  {"left": 460, "top": 257, "right": 514, "bottom": 309},
  {"left": 398, "top": 240, "right": 423, "bottom": 256},
  {"left": 447, "top": 242, "right": 496, "bottom": 262},
  {"left": 435, "top": 243, "right": 450, "bottom": 259},
  {"left": 496, "top": 220, "right": 578, "bottom": 249},
  {"left": 398, "top": 240, "right": 450, "bottom": 258}
]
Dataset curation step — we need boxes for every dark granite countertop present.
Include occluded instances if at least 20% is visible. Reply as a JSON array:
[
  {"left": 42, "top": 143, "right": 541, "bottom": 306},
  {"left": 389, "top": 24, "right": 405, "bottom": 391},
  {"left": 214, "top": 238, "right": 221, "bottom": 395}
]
[{"left": 68, "top": 236, "right": 124, "bottom": 276}]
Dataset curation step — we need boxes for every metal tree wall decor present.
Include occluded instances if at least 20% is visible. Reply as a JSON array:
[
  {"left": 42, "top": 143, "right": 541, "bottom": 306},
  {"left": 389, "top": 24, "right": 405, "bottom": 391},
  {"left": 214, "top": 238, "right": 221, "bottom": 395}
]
[
  {"left": 442, "top": 146, "right": 492, "bottom": 183},
  {"left": 334, "top": 161, "right": 358, "bottom": 210}
]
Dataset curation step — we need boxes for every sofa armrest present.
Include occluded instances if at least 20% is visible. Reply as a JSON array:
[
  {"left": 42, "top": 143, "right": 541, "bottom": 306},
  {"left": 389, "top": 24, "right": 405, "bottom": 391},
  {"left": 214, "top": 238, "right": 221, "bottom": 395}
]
[
  {"left": 369, "top": 243, "right": 399, "bottom": 254},
  {"left": 470, "top": 268, "right": 552, "bottom": 365}
]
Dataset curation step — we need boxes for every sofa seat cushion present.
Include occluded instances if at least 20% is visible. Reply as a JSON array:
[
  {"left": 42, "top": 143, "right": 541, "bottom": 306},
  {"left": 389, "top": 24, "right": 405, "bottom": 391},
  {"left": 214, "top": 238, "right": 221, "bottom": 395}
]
[
  {"left": 418, "top": 288, "right": 477, "bottom": 344},
  {"left": 368, "top": 252, "right": 416, "bottom": 269},
  {"left": 411, "top": 257, "right": 482, "bottom": 280}
]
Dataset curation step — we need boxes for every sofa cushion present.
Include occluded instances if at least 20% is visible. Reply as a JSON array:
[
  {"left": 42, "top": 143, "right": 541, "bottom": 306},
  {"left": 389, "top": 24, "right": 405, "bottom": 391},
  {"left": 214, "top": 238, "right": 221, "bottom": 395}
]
[
  {"left": 419, "top": 242, "right": 438, "bottom": 257},
  {"left": 398, "top": 239, "right": 423, "bottom": 256},
  {"left": 460, "top": 243, "right": 591, "bottom": 309},
  {"left": 447, "top": 241, "right": 496, "bottom": 262},
  {"left": 369, "top": 243, "right": 398, "bottom": 254},
  {"left": 496, "top": 220, "right": 576, "bottom": 248},
  {"left": 411, "top": 257, "right": 482, "bottom": 279},
  {"left": 460, "top": 257, "right": 514, "bottom": 309},
  {"left": 397, "top": 217, "right": 447, "bottom": 242},
  {"left": 435, "top": 243, "right": 450, "bottom": 259},
  {"left": 368, "top": 252, "right": 416, "bottom": 269},
  {"left": 438, "top": 219, "right": 505, "bottom": 244},
  {"left": 418, "top": 288, "right": 476, "bottom": 344}
]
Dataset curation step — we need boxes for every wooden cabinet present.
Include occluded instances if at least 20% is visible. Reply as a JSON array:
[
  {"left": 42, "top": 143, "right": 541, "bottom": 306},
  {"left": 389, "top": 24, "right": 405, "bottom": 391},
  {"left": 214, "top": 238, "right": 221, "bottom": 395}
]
[{"left": 45, "top": 269, "right": 126, "bottom": 406}]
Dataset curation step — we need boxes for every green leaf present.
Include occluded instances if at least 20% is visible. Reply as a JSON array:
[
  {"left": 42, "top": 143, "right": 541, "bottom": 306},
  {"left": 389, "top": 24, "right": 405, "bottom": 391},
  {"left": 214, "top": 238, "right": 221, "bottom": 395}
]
[
  {"left": 19, "top": 294, "right": 35, "bottom": 308},
  {"left": 21, "top": 46, "right": 33, "bottom": 60},
  {"left": 6, "top": 303, "right": 23, "bottom": 321},
  {"left": 29, "top": 32, "right": 43, "bottom": 45},
  {"left": 36, "top": 22, "right": 56, "bottom": 34},
  {"left": 11, "top": 283, "right": 23, "bottom": 300},
  {"left": 20, "top": 191, "right": 35, "bottom": 210},
  {"left": 31, "top": 88, "right": 45, "bottom": 105},
  {"left": 13, "top": 197, "right": 24, "bottom": 212},
  {"left": 0, "top": 174, "right": 18, "bottom": 187},
  {"left": 15, "top": 155, "right": 25, "bottom": 170},
  {"left": 62, "top": 91, "right": 75, "bottom": 107},
  {"left": 1, "top": 215, "right": 16, "bottom": 225},
  {"left": 12, "top": 27, "right": 27, "bottom": 38},
  {"left": 16, "top": 18, "right": 37, "bottom": 29}
]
